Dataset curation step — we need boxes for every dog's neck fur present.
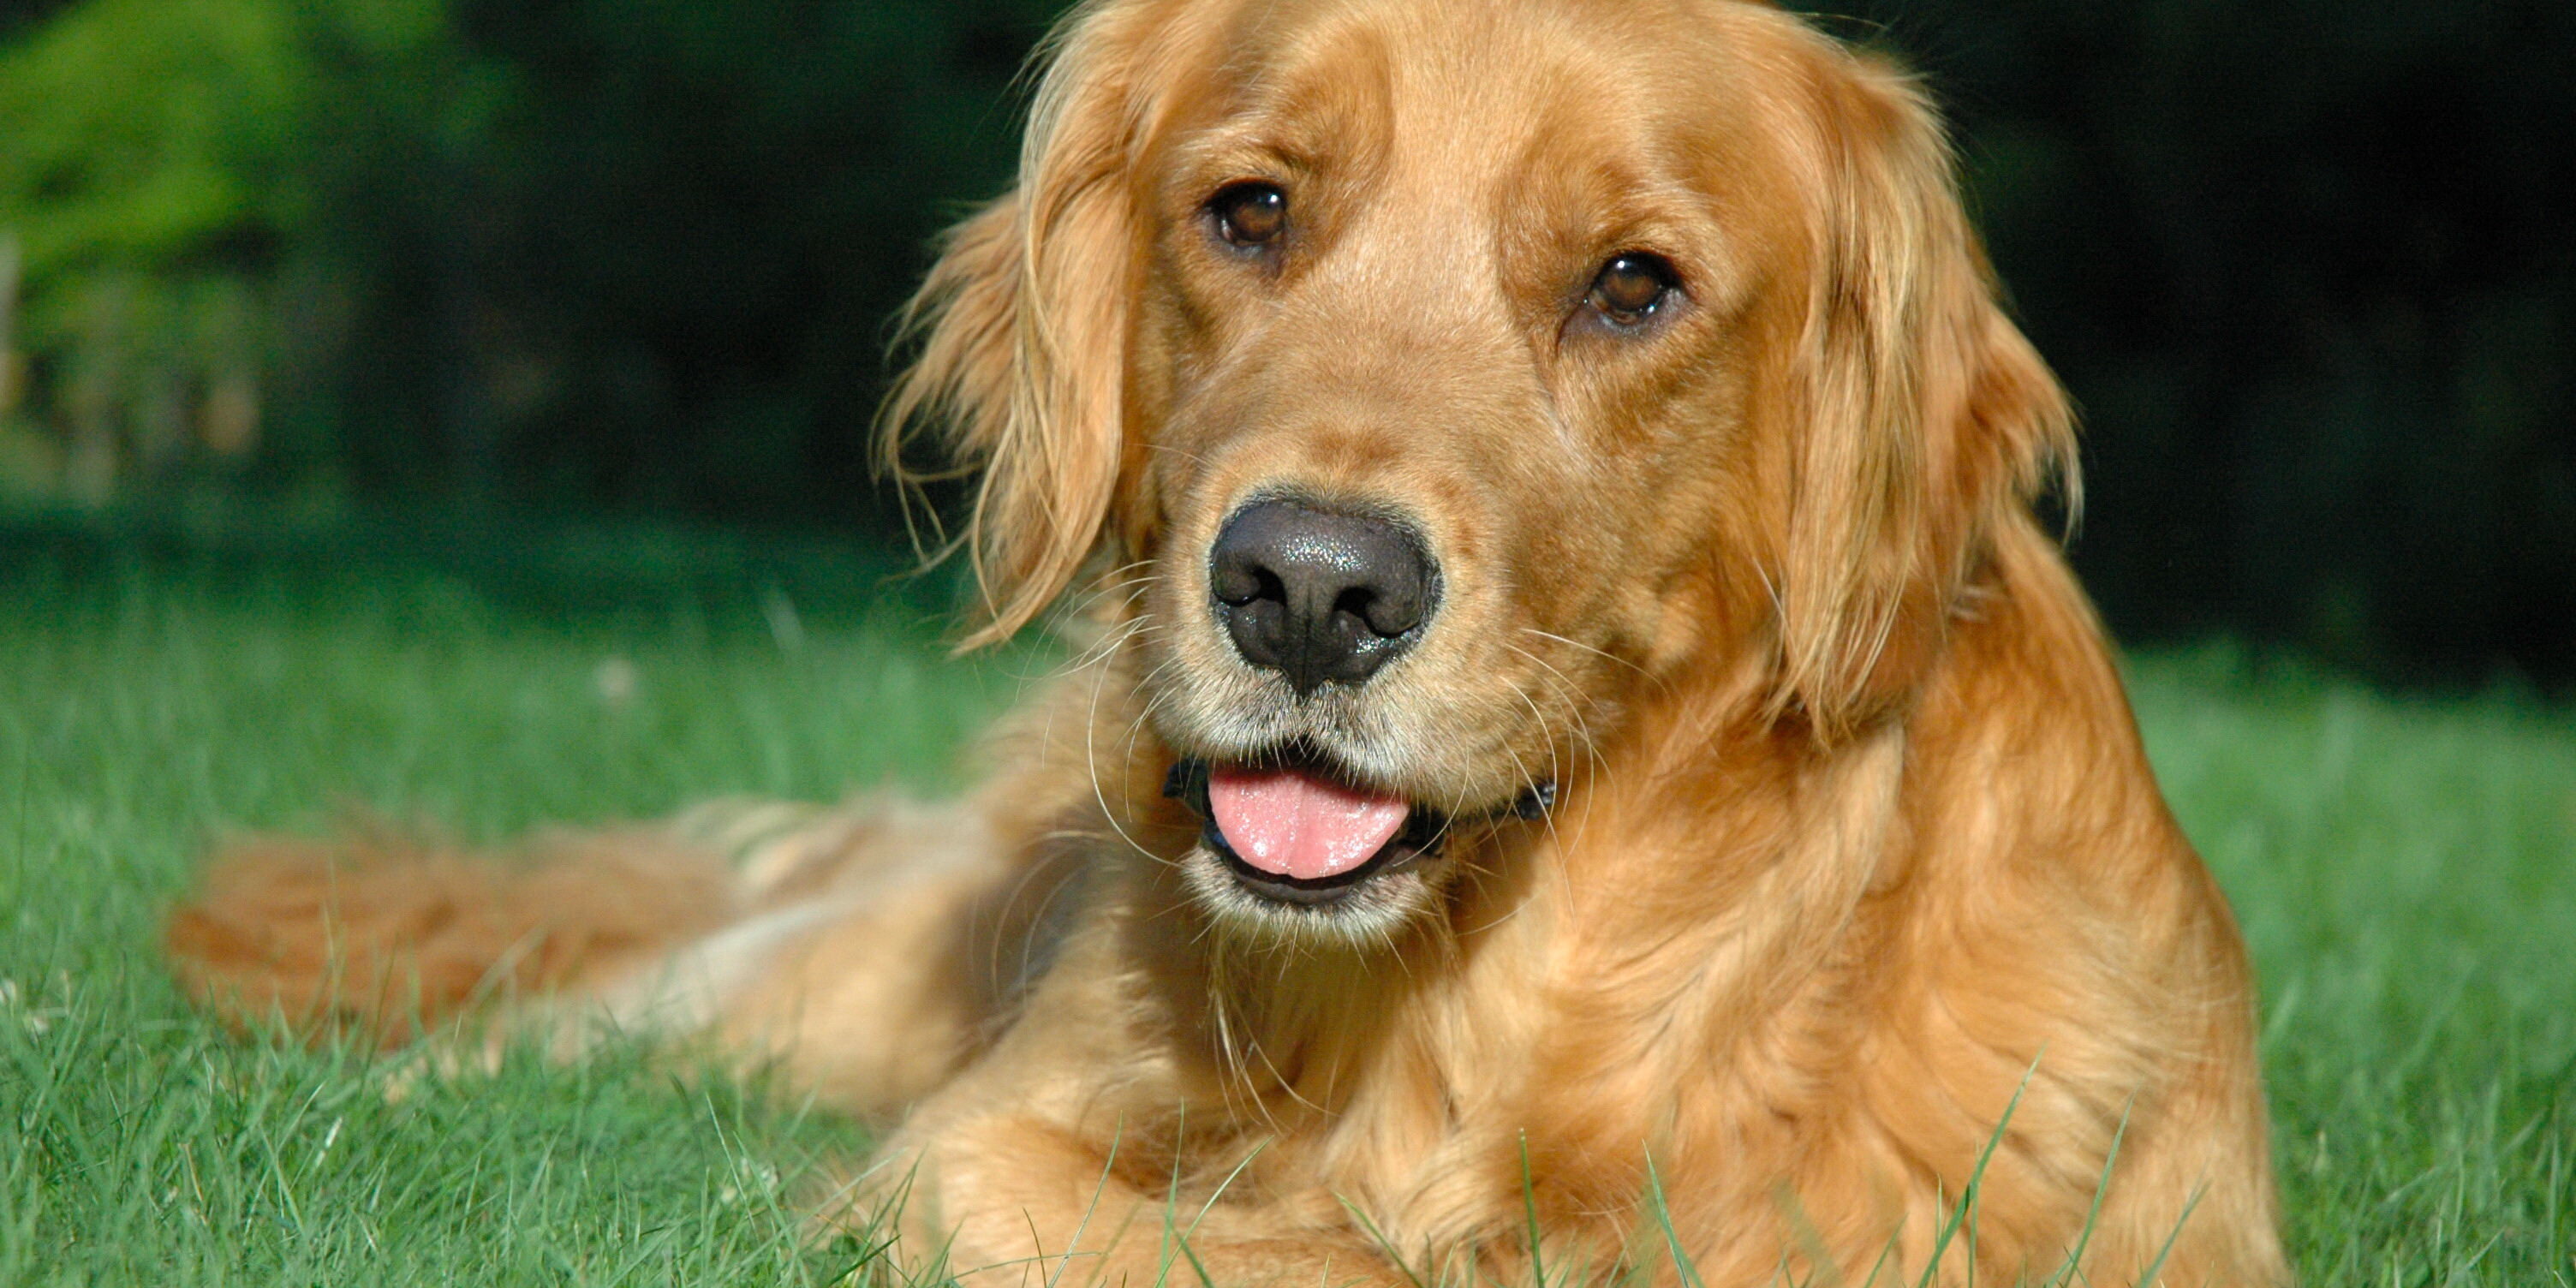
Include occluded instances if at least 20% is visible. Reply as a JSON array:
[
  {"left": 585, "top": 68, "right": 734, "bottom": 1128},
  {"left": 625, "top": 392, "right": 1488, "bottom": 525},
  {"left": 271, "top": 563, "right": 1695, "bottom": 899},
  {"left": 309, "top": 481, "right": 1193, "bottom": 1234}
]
[{"left": 1112, "top": 609, "right": 1885, "bottom": 1127}]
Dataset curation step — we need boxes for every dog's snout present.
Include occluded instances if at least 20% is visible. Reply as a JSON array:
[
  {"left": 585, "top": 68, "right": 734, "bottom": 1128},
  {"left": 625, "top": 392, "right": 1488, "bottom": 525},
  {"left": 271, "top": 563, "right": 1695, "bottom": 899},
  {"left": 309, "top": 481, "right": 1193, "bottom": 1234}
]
[{"left": 1209, "top": 501, "right": 1436, "bottom": 695}]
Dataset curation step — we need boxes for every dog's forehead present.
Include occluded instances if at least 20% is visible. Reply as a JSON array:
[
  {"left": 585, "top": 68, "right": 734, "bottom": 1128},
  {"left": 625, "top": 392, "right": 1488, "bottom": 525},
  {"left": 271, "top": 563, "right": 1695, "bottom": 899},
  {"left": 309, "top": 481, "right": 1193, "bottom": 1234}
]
[{"left": 1170, "top": 0, "right": 1796, "bottom": 230}]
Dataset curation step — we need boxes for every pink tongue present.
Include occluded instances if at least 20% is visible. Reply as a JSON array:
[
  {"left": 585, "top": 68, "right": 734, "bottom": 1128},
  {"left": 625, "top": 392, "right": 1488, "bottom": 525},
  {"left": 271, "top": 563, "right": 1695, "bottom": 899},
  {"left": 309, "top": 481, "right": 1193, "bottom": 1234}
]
[{"left": 1207, "top": 766, "right": 1411, "bottom": 881}]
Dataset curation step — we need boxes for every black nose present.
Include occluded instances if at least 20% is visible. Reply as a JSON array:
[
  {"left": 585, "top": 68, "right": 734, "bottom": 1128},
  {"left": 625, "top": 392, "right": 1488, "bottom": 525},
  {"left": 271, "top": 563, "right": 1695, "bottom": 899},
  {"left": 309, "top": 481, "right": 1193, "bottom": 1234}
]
[{"left": 1208, "top": 500, "right": 1438, "bottom": 695}]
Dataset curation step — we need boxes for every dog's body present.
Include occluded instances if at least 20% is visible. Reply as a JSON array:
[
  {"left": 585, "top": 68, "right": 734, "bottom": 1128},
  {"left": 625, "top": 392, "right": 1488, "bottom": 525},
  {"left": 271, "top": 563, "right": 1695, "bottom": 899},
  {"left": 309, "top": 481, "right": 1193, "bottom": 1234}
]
[{"left": 168, "top": 0, "right": 2288, "bottom": 1283}]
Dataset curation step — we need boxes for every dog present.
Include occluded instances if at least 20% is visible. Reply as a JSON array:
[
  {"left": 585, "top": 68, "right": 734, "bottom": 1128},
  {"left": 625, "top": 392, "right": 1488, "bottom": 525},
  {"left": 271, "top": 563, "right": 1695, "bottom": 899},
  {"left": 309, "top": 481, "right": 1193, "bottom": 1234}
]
[{"left": 166, "top": 0, "right": 2291, "bottom": 1283}]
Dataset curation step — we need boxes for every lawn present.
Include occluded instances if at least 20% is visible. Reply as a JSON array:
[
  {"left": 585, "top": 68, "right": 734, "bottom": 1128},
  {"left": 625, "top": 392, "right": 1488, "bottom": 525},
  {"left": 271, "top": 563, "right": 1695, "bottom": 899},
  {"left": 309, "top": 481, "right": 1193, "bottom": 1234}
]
[{"left": 0, "top": 522, "right": 2569, "bottom": 1285}]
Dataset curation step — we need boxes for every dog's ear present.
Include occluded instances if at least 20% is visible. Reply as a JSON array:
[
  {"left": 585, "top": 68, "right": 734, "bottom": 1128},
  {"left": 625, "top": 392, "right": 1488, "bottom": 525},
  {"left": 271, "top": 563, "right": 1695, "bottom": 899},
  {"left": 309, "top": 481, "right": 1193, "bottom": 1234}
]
[
  {"left": 884, "top": 1, "right": 1172, "bottom": 648},
  {"left": 1772, "top": 48, "right": 2078, "bottom": 738}
]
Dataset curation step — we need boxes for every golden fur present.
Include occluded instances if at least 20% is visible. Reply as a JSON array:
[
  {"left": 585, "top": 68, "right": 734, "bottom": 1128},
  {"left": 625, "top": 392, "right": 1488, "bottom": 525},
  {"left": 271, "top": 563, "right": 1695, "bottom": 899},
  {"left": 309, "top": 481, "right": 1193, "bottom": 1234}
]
[{"left": 168, "top": 0, "right": 2288, "bottom": 1282}]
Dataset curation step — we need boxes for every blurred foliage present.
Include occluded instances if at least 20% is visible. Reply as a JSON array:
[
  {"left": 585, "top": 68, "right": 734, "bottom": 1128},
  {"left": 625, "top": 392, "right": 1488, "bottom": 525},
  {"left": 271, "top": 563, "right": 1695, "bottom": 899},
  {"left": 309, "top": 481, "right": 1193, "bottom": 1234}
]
[
  {"left": 0, "top": 0, "right": 1046, "bottom": 520},
  {"left": 0, "top": 0, "right": 2570, "bottom": 683}
]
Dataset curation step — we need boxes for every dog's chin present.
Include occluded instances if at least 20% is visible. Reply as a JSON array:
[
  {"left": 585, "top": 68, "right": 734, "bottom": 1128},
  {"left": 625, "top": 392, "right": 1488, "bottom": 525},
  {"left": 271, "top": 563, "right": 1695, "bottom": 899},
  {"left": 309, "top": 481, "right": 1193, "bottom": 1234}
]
[{"left": 1180, "top": 846, "right": 1450, "bottom": 945}]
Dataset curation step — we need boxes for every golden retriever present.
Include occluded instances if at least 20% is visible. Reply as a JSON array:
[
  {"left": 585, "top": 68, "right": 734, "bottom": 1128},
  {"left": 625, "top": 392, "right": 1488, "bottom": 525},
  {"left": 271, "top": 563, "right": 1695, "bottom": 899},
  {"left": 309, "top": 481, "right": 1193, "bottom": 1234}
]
[{"left": 167, "top": 0, "right": 2290, "bottom": 1283}]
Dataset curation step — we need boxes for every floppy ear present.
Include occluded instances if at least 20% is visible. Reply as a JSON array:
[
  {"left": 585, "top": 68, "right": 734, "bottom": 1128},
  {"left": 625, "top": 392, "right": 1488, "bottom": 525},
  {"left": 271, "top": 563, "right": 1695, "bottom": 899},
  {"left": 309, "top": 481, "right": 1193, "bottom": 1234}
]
[
  {"left": 1772, "top": 50, "right": 2078, "bottom": 738},
  {"left": 883, "top": 0, "right": 1169, "bottom": 648}
]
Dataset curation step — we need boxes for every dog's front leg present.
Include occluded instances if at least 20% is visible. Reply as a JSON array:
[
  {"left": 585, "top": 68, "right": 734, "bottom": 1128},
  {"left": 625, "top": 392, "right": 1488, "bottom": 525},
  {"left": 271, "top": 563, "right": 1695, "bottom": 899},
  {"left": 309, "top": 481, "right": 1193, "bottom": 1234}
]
[{"left": 844, "top": 920, "right": 1415, "bottom": 1288}]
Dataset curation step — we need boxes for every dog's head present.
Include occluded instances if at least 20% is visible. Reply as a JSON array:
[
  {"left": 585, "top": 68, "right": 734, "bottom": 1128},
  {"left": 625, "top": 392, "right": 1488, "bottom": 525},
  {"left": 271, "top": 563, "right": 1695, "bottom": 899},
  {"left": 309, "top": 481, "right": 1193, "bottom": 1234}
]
[{"left": 889, "top": 0, "right": 2073, "bottom": 939}]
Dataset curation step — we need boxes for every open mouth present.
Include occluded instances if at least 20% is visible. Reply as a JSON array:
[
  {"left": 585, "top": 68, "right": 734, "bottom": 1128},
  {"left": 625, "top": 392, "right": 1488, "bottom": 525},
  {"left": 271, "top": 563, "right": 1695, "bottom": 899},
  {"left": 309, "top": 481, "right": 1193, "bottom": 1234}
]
[
  {"left": 1165, "top": 750, "right": 1553, "bottom": 908},
  {"left": 1164, "top": 752, "right": 1449, "bottom": 906}
]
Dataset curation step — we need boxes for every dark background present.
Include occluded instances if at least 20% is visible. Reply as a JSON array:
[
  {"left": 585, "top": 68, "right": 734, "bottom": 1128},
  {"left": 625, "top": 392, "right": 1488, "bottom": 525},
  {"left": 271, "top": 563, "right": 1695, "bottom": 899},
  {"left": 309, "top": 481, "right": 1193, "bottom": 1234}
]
[{"left": 2, "top": 0, "right": 2569, "bottom": 684}]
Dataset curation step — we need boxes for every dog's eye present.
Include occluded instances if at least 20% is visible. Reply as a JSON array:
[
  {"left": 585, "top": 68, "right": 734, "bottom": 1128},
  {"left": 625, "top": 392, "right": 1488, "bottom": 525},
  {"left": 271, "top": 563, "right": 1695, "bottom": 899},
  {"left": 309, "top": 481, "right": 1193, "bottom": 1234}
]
[
  {"left": 1209, "top": 182, "right": 1288, "bottom": 248},
  {"left": 1587, "top": 253, "right": 1678, "bottom": 325}
]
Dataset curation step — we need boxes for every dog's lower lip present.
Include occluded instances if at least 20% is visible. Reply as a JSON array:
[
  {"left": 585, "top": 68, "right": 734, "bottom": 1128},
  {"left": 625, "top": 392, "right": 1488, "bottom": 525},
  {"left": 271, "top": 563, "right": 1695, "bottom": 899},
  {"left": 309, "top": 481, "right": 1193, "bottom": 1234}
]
[{"left": 1202, "top": 820, "right": 1425, "bottom": 905}]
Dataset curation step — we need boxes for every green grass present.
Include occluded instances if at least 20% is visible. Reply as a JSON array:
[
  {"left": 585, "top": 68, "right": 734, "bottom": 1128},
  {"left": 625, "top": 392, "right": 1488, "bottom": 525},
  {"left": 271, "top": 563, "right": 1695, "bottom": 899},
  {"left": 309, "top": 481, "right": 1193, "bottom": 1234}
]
[{"left": 0, "top": 532, "right": 2570, "bottom": 1285}]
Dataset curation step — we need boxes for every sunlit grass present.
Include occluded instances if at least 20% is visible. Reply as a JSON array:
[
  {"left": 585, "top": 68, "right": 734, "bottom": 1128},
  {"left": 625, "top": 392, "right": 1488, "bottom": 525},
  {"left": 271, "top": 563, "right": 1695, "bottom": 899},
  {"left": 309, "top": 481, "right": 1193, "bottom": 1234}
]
[{"left": 0, "top": 536, "right": 2567, "bottom": 1284}]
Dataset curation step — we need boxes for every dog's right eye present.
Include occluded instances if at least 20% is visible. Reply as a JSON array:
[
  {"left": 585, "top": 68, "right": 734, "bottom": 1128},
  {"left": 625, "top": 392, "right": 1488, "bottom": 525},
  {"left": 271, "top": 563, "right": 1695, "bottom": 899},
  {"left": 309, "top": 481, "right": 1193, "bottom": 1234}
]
[
  {"left": 1587, "top": 253, "right": 1679, "bottom": 327},
  {"left": 1209, "top": 182, "right": 1289, "bottom": 249}
]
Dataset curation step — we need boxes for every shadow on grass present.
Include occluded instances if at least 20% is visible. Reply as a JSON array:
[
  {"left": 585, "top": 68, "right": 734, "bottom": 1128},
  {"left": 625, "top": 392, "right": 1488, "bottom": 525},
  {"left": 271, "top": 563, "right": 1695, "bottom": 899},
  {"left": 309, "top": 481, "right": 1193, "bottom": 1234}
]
[{"left": 0, "top": 500, "right": 968, "bottom": 640}]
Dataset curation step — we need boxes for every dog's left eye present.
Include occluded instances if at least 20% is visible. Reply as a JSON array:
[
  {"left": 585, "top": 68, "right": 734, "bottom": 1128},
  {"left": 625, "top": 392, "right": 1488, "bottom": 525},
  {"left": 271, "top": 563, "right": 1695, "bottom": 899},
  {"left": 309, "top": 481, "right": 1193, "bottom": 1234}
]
[
  {"left": 1209, "top": 182, "right": 1289, "bottom": 249},
  {"left": 1587, "top": 253, "right": 1679, "bottom": 326}
]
